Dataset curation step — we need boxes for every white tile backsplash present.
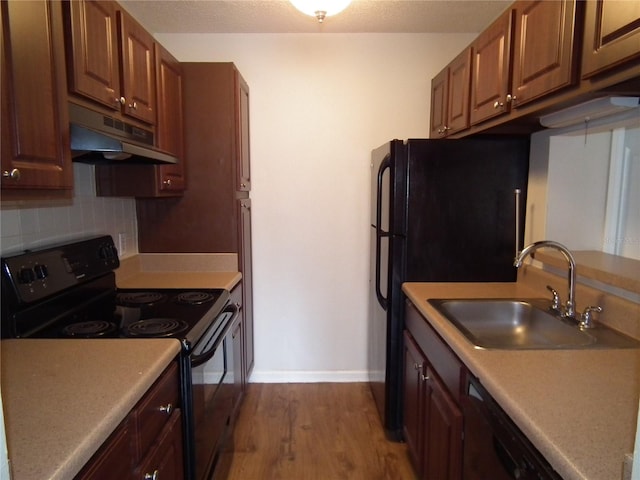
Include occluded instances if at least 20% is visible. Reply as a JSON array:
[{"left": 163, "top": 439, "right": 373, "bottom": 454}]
[{"left": 0, "top": 163, "right": 139, "bottom": 257}]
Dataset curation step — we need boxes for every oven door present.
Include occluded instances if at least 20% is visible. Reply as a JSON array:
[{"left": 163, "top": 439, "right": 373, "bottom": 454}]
[{"left": 187, "top": 304, "right": 240, "bottom": 480}]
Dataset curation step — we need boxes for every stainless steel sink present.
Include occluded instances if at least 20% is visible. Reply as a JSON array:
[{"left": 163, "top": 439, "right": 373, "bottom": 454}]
[{"left": 428, "top": 298, "right": 640, "bottom": 350}]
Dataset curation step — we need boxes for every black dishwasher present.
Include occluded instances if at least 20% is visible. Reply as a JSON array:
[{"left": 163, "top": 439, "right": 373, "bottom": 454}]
[{"left": 461, "top": 373, "right": 562, "bottom": 479}]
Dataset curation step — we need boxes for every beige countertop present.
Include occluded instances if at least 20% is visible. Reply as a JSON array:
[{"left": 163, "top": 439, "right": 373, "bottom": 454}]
[
  {"left": 1, "top": 339, "right": 181, "bottom": 480},
  {"left": 117, "top": 271, "right": 241, "bottom": 290},
  {"left": 403, "top": 282, "right": 640, "bottom": 480},
  {"left": 116, "top": 254, "right": 242, "bottom": 290}
]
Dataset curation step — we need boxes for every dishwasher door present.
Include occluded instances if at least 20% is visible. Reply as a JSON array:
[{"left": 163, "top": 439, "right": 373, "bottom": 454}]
[{"left": 461, "top": 374, "right": 561, "bottom": 480}]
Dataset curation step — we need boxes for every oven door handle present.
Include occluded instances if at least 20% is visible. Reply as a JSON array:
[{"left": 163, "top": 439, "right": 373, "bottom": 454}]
[{"left": 190, "top": 303, "right": 239, "bottom": 368}]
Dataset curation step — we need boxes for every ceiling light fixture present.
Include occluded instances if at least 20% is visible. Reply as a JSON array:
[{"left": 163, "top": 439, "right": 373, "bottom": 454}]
[{"left": 290, "top": 0, "right": 352, "bottom": 23}]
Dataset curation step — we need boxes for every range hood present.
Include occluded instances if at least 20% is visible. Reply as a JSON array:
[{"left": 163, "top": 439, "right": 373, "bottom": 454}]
[
  {"left": 69, "top": 103, "right": 178, "bottom": 164},
  {"left": 539, "top": 96, "right": 639, "bottom": 129}
]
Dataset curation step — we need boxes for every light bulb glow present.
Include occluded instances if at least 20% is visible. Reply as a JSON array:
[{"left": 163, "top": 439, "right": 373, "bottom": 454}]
[{"left": 290, "top": 0, "right": 352, "bottom": 21}]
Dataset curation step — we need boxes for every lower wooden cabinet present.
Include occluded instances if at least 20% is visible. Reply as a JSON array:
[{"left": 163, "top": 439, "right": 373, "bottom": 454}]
[
  {"left": 404, "top": 301, "right": 463, "bottom": 480},
  {"left": 75, "top": 362, "right": 183, "bottom": 480}
]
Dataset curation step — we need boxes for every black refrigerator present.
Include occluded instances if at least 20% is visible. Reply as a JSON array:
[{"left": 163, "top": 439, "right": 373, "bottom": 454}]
[{"left": 369, "top": 137, "right": 529, "bottom": 440}]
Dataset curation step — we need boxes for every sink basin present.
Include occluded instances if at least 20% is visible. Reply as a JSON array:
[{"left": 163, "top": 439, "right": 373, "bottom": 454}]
[{"left": 428, "top": 298, "right": 640, "bottom": 350}]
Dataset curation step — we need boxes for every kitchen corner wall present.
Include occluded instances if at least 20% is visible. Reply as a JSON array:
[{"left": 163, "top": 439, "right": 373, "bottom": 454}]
[
  {"left": 157, "top": 33, "right": 475, "bottom": 382},
  {"left": 0, "top": 163, "right": 138, "bottom": 257}
]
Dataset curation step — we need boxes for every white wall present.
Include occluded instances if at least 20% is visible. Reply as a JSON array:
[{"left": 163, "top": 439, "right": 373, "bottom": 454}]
[
  {"left": 158, "top": 33, "right": 475, "bottom": 381},
  {"left": 527, "top": 119, "right": 640, "bottom": 261}
]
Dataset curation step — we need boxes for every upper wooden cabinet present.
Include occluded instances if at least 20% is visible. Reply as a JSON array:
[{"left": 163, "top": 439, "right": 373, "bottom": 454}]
[
  {"left": 433, "top": 0, "right": 639, "bottom": 137},
  {"left": 1, "top": 0, "right": 73, "bottom": 196},
  {"left": 62, "top": 0, "right": 121, "bottom": 111},
  {"left": 117, "top": 8, "right": 156, "bottom": 125},
  {"left": 237, "top": 74, "right": 251, "bottom": 192},
  {"left": 63, "top": 0, "right": 156, "bottom": 125},
  {"left": 469, "top": 8, "right": 514, "bottom": 126},
  {"left": 154, "top": 43, "right": 186, "bottom": 193},
  {"left": 95, "top": 44, "right": 184, "bottom": 198},
  {"left": 582, "top": 0, "right": 640, "bottom": 78},
  {"left": 430, "top": 48, "right": 471, "bottom": 138},
  {"left": 511, "top": 0, "right": 580, "bottom": 107}
]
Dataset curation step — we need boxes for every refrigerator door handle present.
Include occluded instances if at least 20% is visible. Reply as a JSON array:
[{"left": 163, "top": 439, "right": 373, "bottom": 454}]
[{"left": 375, "top": 155, "right": 391, "bottom": 309}]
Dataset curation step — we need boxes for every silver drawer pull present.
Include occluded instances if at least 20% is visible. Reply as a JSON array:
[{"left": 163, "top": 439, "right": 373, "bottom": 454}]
[
  {"left": 144, "top": 469, "right": 159, "bottom": 480},
  {"left": 159, "top": 403, "right": 173, "bottom": 415},
  {"left": 2, "top": 168, "right": 20, "bottom": 181}
]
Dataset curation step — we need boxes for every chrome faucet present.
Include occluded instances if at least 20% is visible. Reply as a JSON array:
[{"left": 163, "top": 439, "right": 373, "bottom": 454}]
[{"left": 514, "top": 240, "right": 577, "bottom": 319}]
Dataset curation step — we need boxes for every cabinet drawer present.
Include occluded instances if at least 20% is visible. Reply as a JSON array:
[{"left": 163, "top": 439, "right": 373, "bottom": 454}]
[
  {"left": 135, "top": 362, "right": 180, "bottom": 457},
  {"left": 405, "top": 300, "right": 463, "bottom": 402}
]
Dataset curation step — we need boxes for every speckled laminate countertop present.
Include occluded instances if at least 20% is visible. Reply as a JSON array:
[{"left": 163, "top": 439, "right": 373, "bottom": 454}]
[
  {"left": 1, "top": 339, "right": 181, "bottom": 480},
  {"left": 403, "top": 282, "right": 640, "bottom": 480},
  {"left": 115, "top": 254, "right": 241, "bottom": 290}
]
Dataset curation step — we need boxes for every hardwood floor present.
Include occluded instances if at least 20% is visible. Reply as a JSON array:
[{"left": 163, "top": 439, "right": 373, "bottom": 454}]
[{"left": 226, "top": 383, "right": 417, "bottom": 480}]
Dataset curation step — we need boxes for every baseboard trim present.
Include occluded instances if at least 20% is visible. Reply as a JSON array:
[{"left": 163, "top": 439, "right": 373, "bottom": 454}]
[{"left": 248, "top": 370, "right": 369, "bottom": 383}]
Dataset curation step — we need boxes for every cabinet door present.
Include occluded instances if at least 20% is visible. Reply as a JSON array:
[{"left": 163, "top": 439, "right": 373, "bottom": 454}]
[
  {"left": 470, "top": 8, "right": 513, "bottom": 125},
  {"left": 512, "top": 0, "right": 579, "bottom": 107},
  {"left": 429, "top": 67, "right": 448, "bottom": 138},
  {"left": 63, "top": 0, "right": 120, "bottom": 111},
  {"left": 1, "top": 0, "right": 72, "bottom": 193},
  {"left": 134, "top": 410, "right": 184, "bottom": 480},
  {"left": 446, "top": 48, "right": 472, "bottom": 134},
  {"left": 239, "top": 198, "right": 255, "bottom": 377},
  {"left": 403, "top": 331, "right": 425, "bottom": 474},
  {"left": 236, "top": 72, "right": 251, "bottom": 192},
  {"left": 118, "top": 9, "right": 156, "bottom": 125},
  {"left": 423, "top": 368, "right": 463, "bottom": 480},
  {"left": 582, "top": 0, "right": 640, "bottom": 77},
  {"left": 155, "top": 42, "right": 185, "bottom": 194},
  {"left": 75, "top": 418, "right": 135, "bottom": 480}
]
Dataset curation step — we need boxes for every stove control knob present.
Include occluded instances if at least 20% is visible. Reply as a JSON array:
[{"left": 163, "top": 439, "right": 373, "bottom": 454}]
[
  {"left": 98, "top": 244, "right": 116, "bottom": 260},
  {"left": 18, "top": 267, "right": 35, "bottom": 284},
  {"left": 34, "top": 264, "right": 48, "bottom": 280}
]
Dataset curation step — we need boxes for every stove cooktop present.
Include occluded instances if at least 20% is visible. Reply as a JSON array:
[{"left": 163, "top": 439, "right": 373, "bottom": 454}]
[{"left": 24, "top": 287, "right": 229, "bottom": 341}]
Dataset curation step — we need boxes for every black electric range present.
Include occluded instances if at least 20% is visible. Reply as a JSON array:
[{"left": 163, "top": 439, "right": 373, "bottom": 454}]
[
  {"left": 1, "top": 235, "right": 239, "bottom": 480},
  {"left": 0, "top": 235, "right": 229, "bottom": 346}
]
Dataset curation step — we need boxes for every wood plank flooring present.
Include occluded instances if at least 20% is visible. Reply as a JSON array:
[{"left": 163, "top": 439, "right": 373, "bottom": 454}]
[{"left": 225, "top": 383, "right": 417, "bottom": 480}]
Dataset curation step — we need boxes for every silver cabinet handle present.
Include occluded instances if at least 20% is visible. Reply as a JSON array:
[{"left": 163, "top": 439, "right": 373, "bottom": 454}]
[
  {"left": 162, "top": 178, "right": 172, "bottom": 187},
  {"left": 413, "top": 363, "right": 422, "bottom": 370},
  {"left": 514, "top": 188, "right": 521, "bottom": 260},
  {"left": 144, "top": 470, "right": 159, "bottom": 480},
  {"left": 159, "top": 403, "right": 173, "bottom": 415},
  {"left": 420, "top": 373, "right": 430, "bottom": 382},
  {"left": 506, "top": 94, "right": 516, "bottom": 103},
  {"left": 2, "top": 168, "right": 21, "bottom": 181},
  {"left": 493, "top": 101, "right": 504, "bottom": 109},
  {"left": 118, "top": 97, "right": 126, "bottom": 105},
  {"left": 128, "top": 101, "right": 138, "bottom": 110}
]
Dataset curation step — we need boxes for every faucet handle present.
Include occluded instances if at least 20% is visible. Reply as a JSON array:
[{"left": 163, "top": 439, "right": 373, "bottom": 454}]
[
  {"left": 546, "top": 285, "right": 561, "bottom": 310},
  {"left": 580, "top": 306, "right": 602, "bottom": 329}
]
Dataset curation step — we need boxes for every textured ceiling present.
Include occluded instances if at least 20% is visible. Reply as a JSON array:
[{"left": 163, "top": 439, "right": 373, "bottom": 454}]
[{"left": 119, "top": 0, "right": 511, "bottom": 34}]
